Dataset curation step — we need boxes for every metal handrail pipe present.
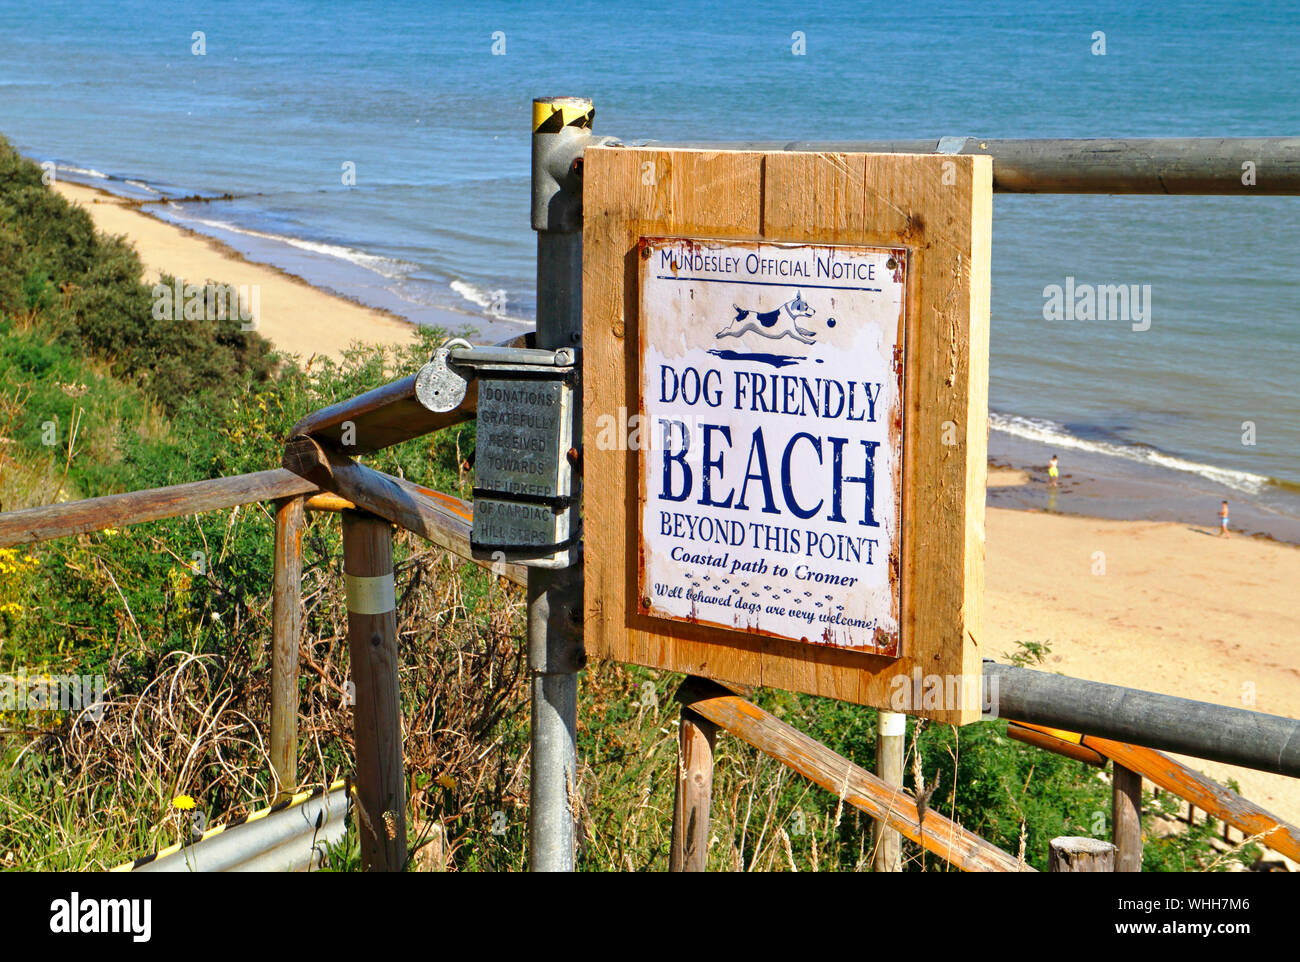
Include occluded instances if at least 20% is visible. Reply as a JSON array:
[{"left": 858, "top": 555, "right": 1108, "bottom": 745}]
[
  {"left": 985, "top": 661, "right": 1300, "bottom": 777},
  {"left": 634, "top": 137, "right": 1300, "bottom": 194},
  {"left": 134, "top": 786, "right": 348, "bottom": 872}
]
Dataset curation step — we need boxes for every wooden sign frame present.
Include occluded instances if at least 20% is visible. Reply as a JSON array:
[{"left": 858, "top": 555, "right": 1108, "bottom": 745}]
[{"left": 582, "top": 148, "right": 992, "bottom": 723}]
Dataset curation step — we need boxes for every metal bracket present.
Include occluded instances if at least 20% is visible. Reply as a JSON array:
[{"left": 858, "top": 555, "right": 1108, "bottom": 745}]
[
  {"left": 415, "top": 337, "right": 580, "bottom": 570},
  {"left": 415, "top": 340, "right": 578, "bottom": 415},
  {"left": 449, "top": 345, "right": 576, "bottom": 374},
  {"left": 936, "top": 136, "right": 972, "bottom": 154}
]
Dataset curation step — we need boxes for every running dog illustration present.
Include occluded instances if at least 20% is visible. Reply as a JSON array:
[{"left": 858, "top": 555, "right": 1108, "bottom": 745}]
[{"left": 715, "top": 291, "right": 817, "bottom": 345}]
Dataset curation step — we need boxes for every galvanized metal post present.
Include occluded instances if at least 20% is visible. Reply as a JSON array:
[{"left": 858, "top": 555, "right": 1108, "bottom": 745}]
[{"left": 527, "top": 96, "right": 594, "bottom": 871}]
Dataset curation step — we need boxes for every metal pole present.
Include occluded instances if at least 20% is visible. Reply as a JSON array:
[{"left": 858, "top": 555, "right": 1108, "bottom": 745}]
[
  {"left": 636, "top": 137, "right": 1300, "bottom": 195},
  {"left": 135, "top": 785, "right": 349, "bottom": 873},
  {"left": 873, "top": 710, "right": 905, "bottom": 872},
  {"left": 984, "top": 661, "right": 1300, "bottom": 777},
  {"left": 527, "top": 96, "right": 594, "bottom": 871}
]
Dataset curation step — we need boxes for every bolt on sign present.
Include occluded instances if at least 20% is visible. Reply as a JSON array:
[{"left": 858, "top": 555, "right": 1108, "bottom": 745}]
[
  {"left": 583, "top": 148, "right": 992, "bottom": 722},
  {"left": 639, "top": 238, "right": 904, "bottom": 654}
]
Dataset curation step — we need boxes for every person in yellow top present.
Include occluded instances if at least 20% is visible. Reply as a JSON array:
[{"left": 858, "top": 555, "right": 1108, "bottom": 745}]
[{"left": 1047, "top": 455, "right": 1059, "bottom": 488}]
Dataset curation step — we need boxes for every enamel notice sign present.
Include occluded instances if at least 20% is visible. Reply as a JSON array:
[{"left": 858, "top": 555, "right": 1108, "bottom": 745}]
[{"left": 637, "top": 237, "right": 906, "bottom": 655}]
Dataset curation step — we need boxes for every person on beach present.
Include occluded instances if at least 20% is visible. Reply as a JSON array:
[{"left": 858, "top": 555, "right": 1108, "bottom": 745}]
[
  {"left": 1219, "top": 500, "right": 1230, "bottom": 538},
  {"left": 1047, "top": 455, "right": 1059, "bottom": 488}
]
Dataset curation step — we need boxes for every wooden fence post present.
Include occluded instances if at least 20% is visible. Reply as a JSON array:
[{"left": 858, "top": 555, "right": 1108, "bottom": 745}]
[
  {"left": 1049, "top": 836, "right": 1116, "bottom": 872},
  {"left": 669, "top": 705, "right": 716, "bottom": 872},
  {"left": 1112, "top": 762, "right": 1143, "bottom": 872},
  {"left": 270, "top": 495, "right": 306, "bottom": 801},
  {"left": 341, "top": 510, "right": 406, "bottom": 871},
  {"left": 874, "top": 710, "right": 906, "bottom": 872}
]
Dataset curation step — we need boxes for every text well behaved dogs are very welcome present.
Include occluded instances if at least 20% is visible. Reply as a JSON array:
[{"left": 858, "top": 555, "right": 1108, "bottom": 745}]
[{"left": 637, "top": 238, "right": 907, "bottom": 654}]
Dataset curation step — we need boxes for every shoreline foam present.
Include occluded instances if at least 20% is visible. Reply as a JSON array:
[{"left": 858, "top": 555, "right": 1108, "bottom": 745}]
[{"left": 52, "top": 181, "right": 514, "bottom": 363}]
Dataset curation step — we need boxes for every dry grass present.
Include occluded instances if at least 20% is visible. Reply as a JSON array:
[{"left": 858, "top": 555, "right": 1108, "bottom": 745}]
[{"left": 0, "top": 512, "right": 531, "bottom": 870}]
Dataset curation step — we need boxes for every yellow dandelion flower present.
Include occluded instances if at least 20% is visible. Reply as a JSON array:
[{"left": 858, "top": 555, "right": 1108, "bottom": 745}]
[
  {"left": 435, "top": 774, "right": 456, "bottom": 791},
  {"left": 171, "top": 795, "right": 196, "bottom": 810}
]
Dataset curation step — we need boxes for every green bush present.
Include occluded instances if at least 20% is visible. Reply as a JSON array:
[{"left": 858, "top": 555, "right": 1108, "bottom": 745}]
[{"left": 0, "top": 135, "right": 277, "bottom": 415}]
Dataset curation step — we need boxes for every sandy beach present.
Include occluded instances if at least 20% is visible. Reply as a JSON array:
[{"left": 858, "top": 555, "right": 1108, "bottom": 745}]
[
  {"left": 54, "top": 184, "right": 1300, "bottom": 843},
  {"left": 54, "top": 182, "right": 421, "bottom": 362}
]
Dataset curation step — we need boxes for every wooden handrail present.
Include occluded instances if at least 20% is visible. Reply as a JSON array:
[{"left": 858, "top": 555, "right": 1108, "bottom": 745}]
[
  {"left": 1010, "top": 720, "right": 1300, "bottom": 863},
  {"left": 1007, "top": 722, "right": 1107, "bottom": 766},
  {"left": 287, "top": 333, "right": 530, "bottom": 454},
  {"left": 676, "top": 677, "right": 1032, "bottom": 872},
  {"left": 0, "top": 469, "right": 318, "bottom": 548},
  {"left": 288, "top": 372, "right": 477, "bottom": 455},
  {"left": 282, "top": 434, "right": 526, "bottom": 587}
]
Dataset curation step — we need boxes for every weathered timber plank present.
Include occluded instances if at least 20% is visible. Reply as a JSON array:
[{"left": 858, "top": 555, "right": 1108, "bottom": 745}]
[
  {"left": 287, "top": 333, "right": 531, "bottom": 453},
  {"left": 677, "top": 678, "right": 1029, "bottom": 872},
  {"left": 282, "top": 435, "right": 526, "bottom": 587},
  {"left": 1087, "top": 734, "right": 1300, "bottom": 864},
  {"left": 1010, "top": 720, "right": 1300, "bottom": 863},
  {"left": 0, "top": 470, "right": 318, "bottom": 547}
]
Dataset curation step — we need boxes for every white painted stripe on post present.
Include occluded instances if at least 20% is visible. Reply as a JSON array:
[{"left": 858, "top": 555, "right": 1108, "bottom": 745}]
[
  {"left": 879, "top": 711, "right": 907, "bottom": 736},
  {"left": 344, "top": 573, "right": 395, "bottom": 615}
]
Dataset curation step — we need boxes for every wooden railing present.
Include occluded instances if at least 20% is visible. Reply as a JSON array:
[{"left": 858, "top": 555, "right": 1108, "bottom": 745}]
[
  {"left": 671, "top": 676, "right": 1031, "bottom": 871},
  {"left": 1008, "top": 721, "right": 1300, "bottom": 867}
]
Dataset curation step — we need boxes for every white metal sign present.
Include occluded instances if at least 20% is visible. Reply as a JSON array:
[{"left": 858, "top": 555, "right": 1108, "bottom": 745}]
[{"left": 637, "top": 238, "right": 905, "bottom": 654}]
